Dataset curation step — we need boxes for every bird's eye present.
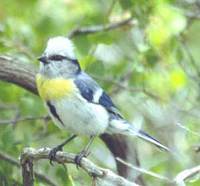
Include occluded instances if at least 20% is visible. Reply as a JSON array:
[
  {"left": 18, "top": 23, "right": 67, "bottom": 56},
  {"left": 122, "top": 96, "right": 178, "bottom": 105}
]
[{"left": 49, "top": 55, "right": 66, "bottom": 61}]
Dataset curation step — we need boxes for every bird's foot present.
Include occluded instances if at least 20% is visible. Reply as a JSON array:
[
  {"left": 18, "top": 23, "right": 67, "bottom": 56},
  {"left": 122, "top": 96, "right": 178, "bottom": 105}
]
[
  {"left": 75, "top": 150, "right": 90, "bottom": 168},
  {"left": 49, "top": 145, "right": 63, "bottom": 165}
]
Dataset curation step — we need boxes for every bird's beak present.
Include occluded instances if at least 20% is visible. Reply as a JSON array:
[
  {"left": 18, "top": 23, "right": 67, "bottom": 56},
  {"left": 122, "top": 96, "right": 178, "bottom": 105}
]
[{"left": 38, "top": 56, "right": 49, "bottom": 64}]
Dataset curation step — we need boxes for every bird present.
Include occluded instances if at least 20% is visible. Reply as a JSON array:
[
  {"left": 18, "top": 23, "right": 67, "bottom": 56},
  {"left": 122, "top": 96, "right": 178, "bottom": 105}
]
[{"left": 36, "top": 36, "right": 170, "bottom": 164}]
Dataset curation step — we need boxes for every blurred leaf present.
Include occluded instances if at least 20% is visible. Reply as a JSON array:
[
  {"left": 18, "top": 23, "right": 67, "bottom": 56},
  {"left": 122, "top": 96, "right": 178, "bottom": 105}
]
[
  {"left": 169, "top": 68, "right": 187, "bottom": 91},
  {"left": 146, "top": 3, "right": 186, "bottom": 48}
]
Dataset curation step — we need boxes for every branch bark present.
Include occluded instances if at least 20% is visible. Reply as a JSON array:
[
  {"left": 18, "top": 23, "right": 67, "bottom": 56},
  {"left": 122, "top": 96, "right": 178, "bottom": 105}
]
[
  {"left": 21, "top": 159, "right": 34, "bottom": 186},
  {"left": 0, "top": 55, "right": 132, "bottom": 178},
  {"left": 0, "top": 151, "right": 58, "bottom": 186},
  {"left": 0, "top": 56, "right": 37, "bottom": 94},
  {"left": 20, "top": 147, "right": 139, "bottom": 186}
]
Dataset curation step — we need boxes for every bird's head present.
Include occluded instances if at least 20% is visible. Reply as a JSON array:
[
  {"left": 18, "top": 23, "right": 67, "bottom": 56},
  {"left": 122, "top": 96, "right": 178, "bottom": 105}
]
[{"left": 38, "top": 36, "right": 80, "bottom": 78}]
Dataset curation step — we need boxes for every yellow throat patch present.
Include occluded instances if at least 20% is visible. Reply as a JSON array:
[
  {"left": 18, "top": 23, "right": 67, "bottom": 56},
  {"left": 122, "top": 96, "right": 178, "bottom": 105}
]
[{"left": 36, "top": 74, "right": 76, "bottom": 100}]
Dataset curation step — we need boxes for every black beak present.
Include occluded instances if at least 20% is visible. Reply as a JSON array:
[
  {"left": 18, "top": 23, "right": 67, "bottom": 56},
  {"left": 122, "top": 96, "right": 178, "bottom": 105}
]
[{"left": 38, "top": 56, "right": 48, "bottom": 64}]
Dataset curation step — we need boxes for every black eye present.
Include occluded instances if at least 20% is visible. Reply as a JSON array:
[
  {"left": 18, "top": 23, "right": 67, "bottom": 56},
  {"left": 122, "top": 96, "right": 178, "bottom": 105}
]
[{"left": 49, "top": 55, "right": 66, "bottom": 61}]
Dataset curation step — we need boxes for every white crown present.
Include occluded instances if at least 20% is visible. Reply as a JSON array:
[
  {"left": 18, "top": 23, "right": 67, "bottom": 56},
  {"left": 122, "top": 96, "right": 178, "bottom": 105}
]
[{"left": 45, "top": 36, "right": 75, "bottom": 59}]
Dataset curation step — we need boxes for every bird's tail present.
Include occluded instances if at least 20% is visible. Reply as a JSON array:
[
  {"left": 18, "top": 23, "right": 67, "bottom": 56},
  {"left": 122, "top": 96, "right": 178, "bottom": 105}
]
[
  {"left": 109, "top": 119, "right": 170, "bottom": 152},
  {"left": 134, "top": 129, "right": 170, "bottom": 152}
]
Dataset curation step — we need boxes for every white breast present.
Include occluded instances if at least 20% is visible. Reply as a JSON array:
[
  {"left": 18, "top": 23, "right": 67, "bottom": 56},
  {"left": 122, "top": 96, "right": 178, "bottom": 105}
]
[{"left": 48, "top": 94, "right": 109, "bottom": 136}]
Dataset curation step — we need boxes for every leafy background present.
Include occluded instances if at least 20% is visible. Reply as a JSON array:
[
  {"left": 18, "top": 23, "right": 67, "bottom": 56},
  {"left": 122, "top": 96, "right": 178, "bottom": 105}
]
[{"left": 0, "top": 0, "right": 200, "bottom": 185}]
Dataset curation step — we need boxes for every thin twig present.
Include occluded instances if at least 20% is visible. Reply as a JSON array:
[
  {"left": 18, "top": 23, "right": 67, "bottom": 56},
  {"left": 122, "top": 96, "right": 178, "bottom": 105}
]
[
  {"left": 0, "top": 115, "right": 50, "bottom": 125},
  {"left": 68, "top": 17, "right": 137, "bottom": 38},
  {"left": 178, "top": 35, "right": 200, "bottom": 78},
  {"left": 20, "top": 147, "right": 139, "bottom": 186},
  {"left": 105, "top": 0, "right": 117, "bottom": 18},
  {"left": 116, "top": 157, "right": 200, "bottom": 185},
  {"left": 116, "top": 157, "right": 171, "bottom": 182},
  {"left": 174, "top": 165, "right": 200, "bottom": 185},
  {"left": 186, "top": 12, "right": 200, "bottom": 19},
  {"left": 0, "top": 151, "right": 58, "bottom": 186},
  {"left": 176, "top": 122, "right": 200, "bottom": 137},
  {"left": 0, "top": 103, "right": 17, "bottom": 110},
  {"left": 93, "top": 74, "right": 162, "bottom": 100}
]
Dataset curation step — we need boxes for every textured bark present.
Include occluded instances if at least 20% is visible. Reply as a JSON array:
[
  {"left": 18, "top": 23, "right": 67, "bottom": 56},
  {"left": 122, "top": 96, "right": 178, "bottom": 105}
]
[
  {"left": 0, "top": 150, "right": 58, "bottom": 186},
  {"left": 0, "top": 56, "right": 37, "bottom": 94},
  {"left": 21, "top": 159, "right": 34, "bottom": 186},
  {"left": 20, "top": 147, "right": 139, "bottom": 186}
]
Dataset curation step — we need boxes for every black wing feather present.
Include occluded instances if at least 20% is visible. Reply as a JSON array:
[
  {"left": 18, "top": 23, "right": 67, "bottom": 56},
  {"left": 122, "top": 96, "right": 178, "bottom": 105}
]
[{"left": 75, "top": 78, "right": 93, "bottom": 102}]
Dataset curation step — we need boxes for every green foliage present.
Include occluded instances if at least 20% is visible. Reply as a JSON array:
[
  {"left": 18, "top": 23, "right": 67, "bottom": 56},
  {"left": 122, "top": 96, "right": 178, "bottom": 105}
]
[{"left": 0, "top": 0, "right": 200, "bottom": 185}]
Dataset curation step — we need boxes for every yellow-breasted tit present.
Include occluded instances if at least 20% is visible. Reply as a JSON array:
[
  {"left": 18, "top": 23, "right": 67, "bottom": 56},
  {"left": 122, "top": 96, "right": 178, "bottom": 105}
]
[{"left": 36, "top": 36, "right": 170, "bottom": 164}]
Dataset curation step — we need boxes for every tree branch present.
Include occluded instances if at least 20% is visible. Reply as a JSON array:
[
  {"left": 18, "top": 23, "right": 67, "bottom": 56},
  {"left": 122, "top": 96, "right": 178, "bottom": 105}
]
[
  {"left": 0, "top": 56, "right": 37, "bottom": 94},
  {"left": 21, "top": 159, "right": 34, "bottom": 186},
  {"left": 0, "top": 55, "right": 131, "bottom": 177},
  {"left": 116, "top": 157, "right": 171, "bottom": 183},
  {"left": 0, "top": 115, "right": 50, "bottom": 125},
  {"left": 20, "top": 147, "right": 139, "bottom": 186},
  {"left": 0, "top": 151, "right": 58, "bottom": 186},
  {"left": 174, "top": 165, "right": 200, "bottom": 185},
  {"left": 116, "top": 157, "right": 200, "bottom": 186},
  {"left": 68, "top": 17, "right": 137, "bottom": 38}
]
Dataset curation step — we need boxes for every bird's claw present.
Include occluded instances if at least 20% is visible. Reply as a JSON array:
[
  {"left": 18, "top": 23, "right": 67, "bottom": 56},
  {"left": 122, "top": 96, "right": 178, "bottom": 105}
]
[
  {"left": 49, "top": 145, "right": 63, "bottom": 165},
  {"left": 75, "top": 150, "right": 90, "bottom": 168}
]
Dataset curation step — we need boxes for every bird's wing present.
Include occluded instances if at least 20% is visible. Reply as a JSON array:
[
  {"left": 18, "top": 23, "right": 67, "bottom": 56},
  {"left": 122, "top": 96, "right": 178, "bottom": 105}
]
[
  {"left": 74, "top": 73, "right": 170, "bottom": 152},
  {"left": 74, "top": 72, "right": 123, "bottom": 118}
]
